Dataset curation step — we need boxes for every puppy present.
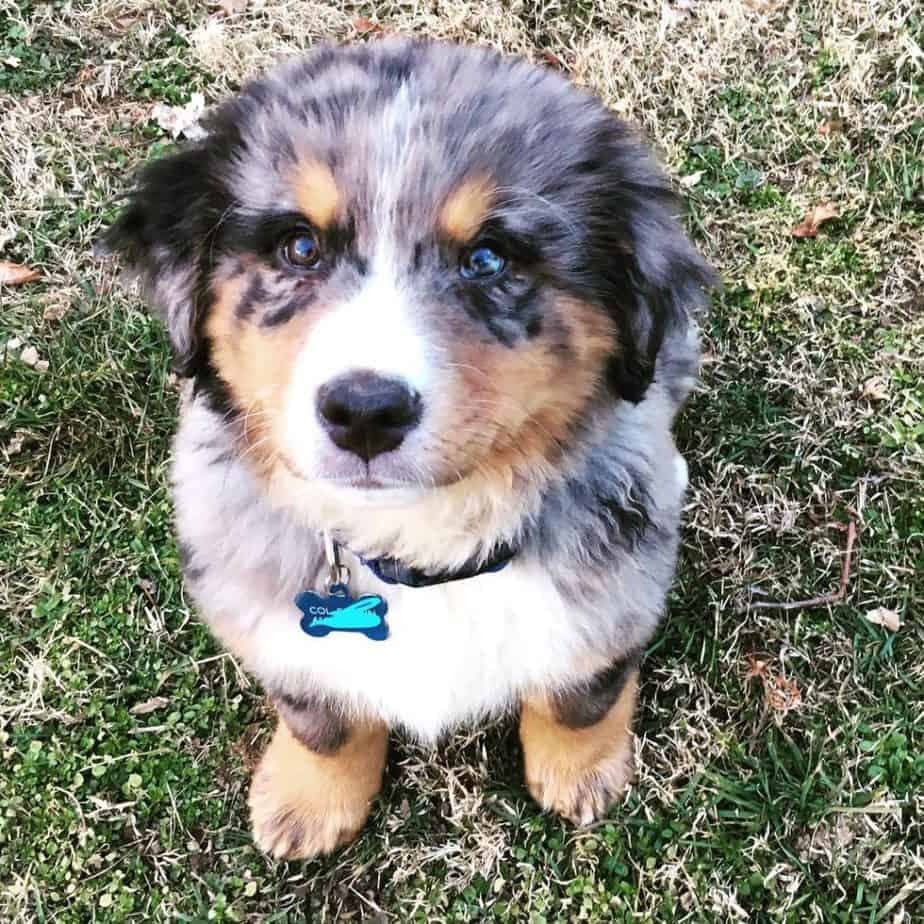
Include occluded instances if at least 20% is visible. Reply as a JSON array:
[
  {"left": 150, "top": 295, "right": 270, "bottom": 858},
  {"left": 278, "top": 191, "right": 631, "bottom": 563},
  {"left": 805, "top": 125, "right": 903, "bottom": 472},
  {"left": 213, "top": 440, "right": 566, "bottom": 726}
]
[{"left": 106, "top": 38, "right": 712, "bottom": 859}]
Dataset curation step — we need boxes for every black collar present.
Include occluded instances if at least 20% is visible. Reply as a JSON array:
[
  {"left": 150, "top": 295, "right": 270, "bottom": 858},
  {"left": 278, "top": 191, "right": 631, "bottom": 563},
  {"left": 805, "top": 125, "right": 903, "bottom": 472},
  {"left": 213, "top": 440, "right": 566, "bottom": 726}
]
[{"left": 358, "top": 541, "right": 516, "bottom": 588}]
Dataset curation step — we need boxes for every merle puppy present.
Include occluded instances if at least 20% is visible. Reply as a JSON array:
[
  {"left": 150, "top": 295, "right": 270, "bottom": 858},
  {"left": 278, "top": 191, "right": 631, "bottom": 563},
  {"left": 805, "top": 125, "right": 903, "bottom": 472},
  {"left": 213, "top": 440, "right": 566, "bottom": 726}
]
[{"left": 106, "top": 38, "right": 712, "bottom": 859}]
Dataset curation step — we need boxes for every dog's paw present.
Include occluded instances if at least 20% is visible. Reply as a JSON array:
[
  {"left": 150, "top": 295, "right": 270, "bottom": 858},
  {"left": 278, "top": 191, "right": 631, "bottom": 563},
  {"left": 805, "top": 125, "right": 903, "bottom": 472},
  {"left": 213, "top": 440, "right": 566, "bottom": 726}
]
[
  {"left": 249, "top": 768, "right": 368, "bottom": 860},
  {"left": 248, "top": 720, "right": 386, "bottom": 860},
  {"left": 520, "top": 667, "right": 639, "bottom": 826},
  {"left": 525, "top": 736, "right": 634, "bottom": 826}
]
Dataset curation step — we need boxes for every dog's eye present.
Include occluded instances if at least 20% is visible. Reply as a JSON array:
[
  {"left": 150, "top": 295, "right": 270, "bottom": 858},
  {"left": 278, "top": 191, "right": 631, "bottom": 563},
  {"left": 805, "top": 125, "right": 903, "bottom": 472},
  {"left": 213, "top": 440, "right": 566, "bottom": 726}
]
[
  {"left": 280, "top": 230, "right": 321, "bottom": 269},
  {"left": 460, "top": 244, "right": 506, "bottom": 280}
]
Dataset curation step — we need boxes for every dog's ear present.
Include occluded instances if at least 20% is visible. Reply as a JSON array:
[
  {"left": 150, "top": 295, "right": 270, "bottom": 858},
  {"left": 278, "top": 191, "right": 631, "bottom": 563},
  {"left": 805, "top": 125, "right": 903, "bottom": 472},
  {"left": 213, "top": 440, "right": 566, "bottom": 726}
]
[
  {"left": 104, "top": 142, "right": 226, "bottom": 375},
  {"left": 594, "top": 131, "right": 715, "bottom": 403}
]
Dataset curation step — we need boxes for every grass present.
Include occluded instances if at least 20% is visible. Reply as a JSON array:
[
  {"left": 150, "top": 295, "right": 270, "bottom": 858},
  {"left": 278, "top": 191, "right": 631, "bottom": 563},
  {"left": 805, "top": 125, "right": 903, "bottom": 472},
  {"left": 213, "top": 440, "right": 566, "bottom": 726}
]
[{"left": 1, "top": 0, "right": 922, "bottom": 920}]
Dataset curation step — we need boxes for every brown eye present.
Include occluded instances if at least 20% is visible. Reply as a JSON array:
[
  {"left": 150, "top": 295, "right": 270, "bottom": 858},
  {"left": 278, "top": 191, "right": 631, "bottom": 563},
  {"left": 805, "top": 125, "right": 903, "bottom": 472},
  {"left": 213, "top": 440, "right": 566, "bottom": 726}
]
[{"left": 280, "top": 230, "right": 321, "bottom": 269}]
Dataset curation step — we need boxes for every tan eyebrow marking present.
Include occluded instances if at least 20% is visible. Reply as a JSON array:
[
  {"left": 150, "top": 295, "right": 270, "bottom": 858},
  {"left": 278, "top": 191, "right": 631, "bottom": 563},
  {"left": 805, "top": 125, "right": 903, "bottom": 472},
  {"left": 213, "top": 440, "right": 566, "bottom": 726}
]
[
  {"left": 439, "top": 174, "right": 496, "bottom": 242},
  {"left": 292, "top": 159, "right": 340, "bottom": 229}
]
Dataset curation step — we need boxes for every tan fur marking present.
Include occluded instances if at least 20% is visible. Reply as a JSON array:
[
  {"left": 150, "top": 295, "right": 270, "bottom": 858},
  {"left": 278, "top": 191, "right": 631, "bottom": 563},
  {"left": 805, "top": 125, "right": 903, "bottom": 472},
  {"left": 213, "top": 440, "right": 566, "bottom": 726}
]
[
  {"left": 204, "top": 274, "right": 316, "bottom": 475},
  {"left": 249, "top": 715, "right": 387, "bottom": 860},
  {"left": 520, "top": 671, "right": 637, "bottom": 825},
  {"left": 292, "top": 159, "right": 340, "bottom": 229},
  {"left": 445, "top": 295, "right": 614, "bottom": 477},
  {"left": 439, "top": 174, "right": 495, "bottom": 242}
]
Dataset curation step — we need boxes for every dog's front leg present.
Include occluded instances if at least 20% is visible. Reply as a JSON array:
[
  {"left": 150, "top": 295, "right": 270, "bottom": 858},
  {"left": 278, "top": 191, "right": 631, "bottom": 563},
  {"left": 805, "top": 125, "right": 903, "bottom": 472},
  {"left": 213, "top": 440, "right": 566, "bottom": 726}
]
[
  {"left": 519, "top": 654, "right": 638, "bottom": 825},
  {"left": 249, "top": 694, "right": 387, "bottom": 859}
]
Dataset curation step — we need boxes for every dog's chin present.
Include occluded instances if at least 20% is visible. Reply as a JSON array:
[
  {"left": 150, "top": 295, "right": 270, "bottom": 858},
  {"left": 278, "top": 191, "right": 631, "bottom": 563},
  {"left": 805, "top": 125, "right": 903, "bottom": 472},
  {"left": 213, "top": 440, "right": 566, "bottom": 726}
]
[
  {"left": 327, "top": 482, "right": 431, "bottom": 510},
  {"left": 278, "top": 449, "right": 455, "bottom": 505}
]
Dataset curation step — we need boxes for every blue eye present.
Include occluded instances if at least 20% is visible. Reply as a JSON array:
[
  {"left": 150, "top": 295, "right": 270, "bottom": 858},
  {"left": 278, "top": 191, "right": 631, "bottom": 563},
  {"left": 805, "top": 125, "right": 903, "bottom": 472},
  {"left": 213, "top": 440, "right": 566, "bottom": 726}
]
[
  {"left": 460, "top": 244, "right": 506, "bottom": 280},
  {"left": 281, "top": 230, "right": 320, "bottom": 269}
]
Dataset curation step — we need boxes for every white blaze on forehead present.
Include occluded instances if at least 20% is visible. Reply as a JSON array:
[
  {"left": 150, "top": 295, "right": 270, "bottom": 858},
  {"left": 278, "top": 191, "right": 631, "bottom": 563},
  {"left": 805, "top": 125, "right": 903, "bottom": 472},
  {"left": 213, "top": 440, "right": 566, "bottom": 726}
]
[
  {"left": 283, "top": 243, "right": 434, "bottom": 466},
  {"left": 297, "top": 247, "right": 431, "bottom": 391},
  {"left": 281, "top": 87, "right": 438, "bottom": 467}
]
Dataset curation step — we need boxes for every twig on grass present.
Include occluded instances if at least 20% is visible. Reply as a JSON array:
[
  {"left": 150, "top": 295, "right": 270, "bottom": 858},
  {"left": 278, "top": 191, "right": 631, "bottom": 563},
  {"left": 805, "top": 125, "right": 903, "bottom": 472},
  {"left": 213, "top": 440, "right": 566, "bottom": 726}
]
[{"left": 750, "top": 517, "right": 858, "bottom": 611}]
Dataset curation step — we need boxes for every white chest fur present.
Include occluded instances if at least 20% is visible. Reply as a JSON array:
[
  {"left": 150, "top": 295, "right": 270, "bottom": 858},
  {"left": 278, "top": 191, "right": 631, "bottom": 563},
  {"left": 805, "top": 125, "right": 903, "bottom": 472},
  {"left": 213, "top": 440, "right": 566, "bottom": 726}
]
[
  {"left": 172, "top": 395, "right": 687, "bottom": 743},
  {"left": 223, "top": 555, "right": 606, "bottom": 742}
]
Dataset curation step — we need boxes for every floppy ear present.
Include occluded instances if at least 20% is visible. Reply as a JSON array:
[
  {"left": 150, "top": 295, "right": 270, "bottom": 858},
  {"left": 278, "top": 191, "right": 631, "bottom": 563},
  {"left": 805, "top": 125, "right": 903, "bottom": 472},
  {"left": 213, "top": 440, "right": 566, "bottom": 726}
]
[
  {"left": 595, "top": 134, "right": 715, "bottom": 403},
  {"left": 104, "top": 143, "right": 226, "bottom": 375}
]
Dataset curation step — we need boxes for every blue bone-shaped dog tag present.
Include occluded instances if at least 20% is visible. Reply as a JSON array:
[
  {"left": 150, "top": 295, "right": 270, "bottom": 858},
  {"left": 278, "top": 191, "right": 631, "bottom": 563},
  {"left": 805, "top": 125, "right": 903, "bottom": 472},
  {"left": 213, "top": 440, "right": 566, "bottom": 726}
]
[{"left": 295, "top": 584, "right": 389, "bottom": 641}]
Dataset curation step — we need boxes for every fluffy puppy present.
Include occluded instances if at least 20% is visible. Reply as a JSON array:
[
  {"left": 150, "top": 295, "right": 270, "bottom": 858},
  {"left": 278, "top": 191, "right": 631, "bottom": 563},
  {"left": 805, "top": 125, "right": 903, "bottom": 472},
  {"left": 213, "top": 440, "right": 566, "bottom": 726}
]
[{"left": 106, "top": 38, "right": 713, "bottom": 859}]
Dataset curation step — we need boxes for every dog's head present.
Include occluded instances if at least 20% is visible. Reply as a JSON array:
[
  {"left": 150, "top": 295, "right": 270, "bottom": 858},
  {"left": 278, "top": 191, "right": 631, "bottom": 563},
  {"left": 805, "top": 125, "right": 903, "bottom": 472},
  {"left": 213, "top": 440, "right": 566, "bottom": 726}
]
[{"left": 107, "top": 39, "right": 711, "bottom": 497}]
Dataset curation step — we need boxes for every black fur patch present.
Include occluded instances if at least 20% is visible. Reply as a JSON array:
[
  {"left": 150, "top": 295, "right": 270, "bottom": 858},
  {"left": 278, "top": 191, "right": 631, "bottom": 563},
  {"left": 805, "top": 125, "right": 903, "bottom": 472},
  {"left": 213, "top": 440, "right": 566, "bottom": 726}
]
[
  {"left": 324, "top": 215, "right": 358, "bottom": 257},
  {"left": 274, "top": 692, "right": 349, "bottom": 754},
  {"left": 260, "top": 291, "right": 314, "bottom": 327},
  {"left": 177, "top": 540, "right": 206, "bottom": 582},
  {"left": 552, "top": 650, "right": 641, "bottom": 729},
  {"left": 455, "top": 274, "right": 543, "bottom": 347},
  {"left": 534, "top": 462, "right": 653, "bottom": 564},
  {"left": 235, "top": 275, "right": 268, "bottom": 320}
]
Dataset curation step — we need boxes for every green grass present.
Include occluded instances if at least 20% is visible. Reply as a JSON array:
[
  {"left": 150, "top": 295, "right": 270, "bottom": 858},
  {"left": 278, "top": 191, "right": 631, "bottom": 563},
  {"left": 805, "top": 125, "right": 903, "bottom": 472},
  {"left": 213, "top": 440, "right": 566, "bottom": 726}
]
[{"left": 1, "top": 0, "right": 922, "bottom": 920}]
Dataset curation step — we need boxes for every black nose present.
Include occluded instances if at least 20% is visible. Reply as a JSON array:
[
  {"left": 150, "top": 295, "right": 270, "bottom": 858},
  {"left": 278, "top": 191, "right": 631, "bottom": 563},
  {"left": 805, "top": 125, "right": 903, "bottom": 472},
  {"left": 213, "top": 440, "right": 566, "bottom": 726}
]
[{"left": 317, "top": 372, "right": 423, "bottom": 462}]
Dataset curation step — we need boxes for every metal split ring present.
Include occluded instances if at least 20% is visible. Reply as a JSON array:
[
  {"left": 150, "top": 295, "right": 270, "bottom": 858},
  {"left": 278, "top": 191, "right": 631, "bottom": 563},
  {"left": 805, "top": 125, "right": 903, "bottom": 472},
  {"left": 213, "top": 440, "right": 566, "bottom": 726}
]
[{"left": 323, "top": 532, "right": 351, "bottom": 591}]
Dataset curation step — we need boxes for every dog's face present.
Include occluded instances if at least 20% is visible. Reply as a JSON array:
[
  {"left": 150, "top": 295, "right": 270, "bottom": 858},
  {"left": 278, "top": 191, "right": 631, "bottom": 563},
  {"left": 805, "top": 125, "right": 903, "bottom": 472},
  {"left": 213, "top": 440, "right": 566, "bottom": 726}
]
[{"left": 109, "top": 40, "right": 709, "bottom": 497}]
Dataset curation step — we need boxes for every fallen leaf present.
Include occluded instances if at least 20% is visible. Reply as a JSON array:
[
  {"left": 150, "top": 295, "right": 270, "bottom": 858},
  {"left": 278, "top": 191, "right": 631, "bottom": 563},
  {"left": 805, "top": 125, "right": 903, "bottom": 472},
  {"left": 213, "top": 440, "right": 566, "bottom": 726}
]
[
  {"left": 130, "top": 696, "right": 169, "bottom": 716},
  {"left": 864, "top": 607, "right": 901, "bottom": 632},
  {"left": 17, "top": 345, "right": 48, "bottom": 372},
  {"left": 860, "top": 376, "right": 888, "bottom": 401},
  {"left": 20, "top": 346, "right": 40, "bottom": 367},
  {"left": 680, "top": 169, "right": 705, "bottom": 188},
  {"left": 353, "top": 16, "right": 384, "bottom": 36},
  {"left": 764, "top": 675, "right": 802, "bottom": 713},
  {"left": 540, "top": 50, "right": 568, "bottom": 71},
  {"left": 745, "top": 656, "right": 802, "bottom": 715},
  {"left": 818, "top": 118, "right": 844, "bottom": 136},
  {"left": 744, "top": 655, "right": 768, "bottom": 680},
  {"left": 791, "top": 201, "right": 839, "bottom": 238},
  {"left": 216, "top": 0, "right": 248, "bottom": 14},
  {"left": 42, "top": 295, "right": 70, "bottom": 322},
  {"left": 151, "top": 93, "right": 208, "bottom": 140},
  {"left": 0, "top": 261, "right": 40, "bottom": 286}
]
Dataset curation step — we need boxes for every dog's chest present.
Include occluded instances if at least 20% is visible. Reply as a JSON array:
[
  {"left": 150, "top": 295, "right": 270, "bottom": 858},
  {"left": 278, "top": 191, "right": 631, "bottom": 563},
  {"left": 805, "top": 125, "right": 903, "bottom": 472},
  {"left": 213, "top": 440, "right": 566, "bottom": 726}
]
[{"left": 244, "top": 558, "right": 599, "bottom": 741}]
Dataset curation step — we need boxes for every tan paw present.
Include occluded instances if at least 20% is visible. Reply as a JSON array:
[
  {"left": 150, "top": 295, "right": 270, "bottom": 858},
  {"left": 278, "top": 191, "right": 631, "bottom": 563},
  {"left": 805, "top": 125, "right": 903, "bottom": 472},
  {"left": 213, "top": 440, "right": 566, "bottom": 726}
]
[
  {"left": 248, "top": 719, "right": 387, "bottom": 860},
  {"left": 249, "top": 768, "right": 368, "bottom": 859},
  {"left": 525, "top": 734, "right": 634, "bottom": 825},
  {"left": 520, "top": 669, "right": 638, "bottom": 826}
]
